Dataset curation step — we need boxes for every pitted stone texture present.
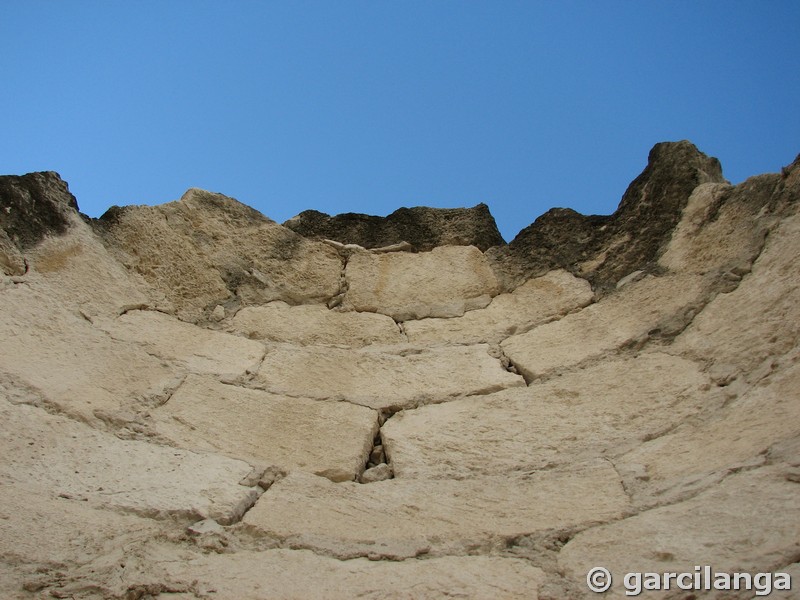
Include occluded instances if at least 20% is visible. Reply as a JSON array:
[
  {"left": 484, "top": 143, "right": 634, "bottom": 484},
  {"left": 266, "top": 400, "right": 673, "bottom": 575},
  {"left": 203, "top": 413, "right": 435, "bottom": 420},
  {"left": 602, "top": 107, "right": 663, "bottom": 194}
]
[
  {"left": 559, "top": 467, "right": 800, "bottom": 599},
  {"left": 162, "top": 550, "right": 546, "bottom": 600},
  {"left": 94, "top": 188, "right": 342, "bottom": 322},
  {"left": 658, "top": 179, "right": 772, "bottom": 276},
  {"left": 0, "top": 399, "right": 257, "bottom": 524},
  {"left": 343, "top": 245, "right": 500, "bottom": 321},
  {"left": 382, "top": 352, "right": 713, "bottom": 479},
  {"left": 154, "top": 375, "right": 378, "bottom": 482},
  {"left": 404, "top": 269, "right": 593, "bottom": 345},
  {"left": 672, "top": 208, "right": 800, "bottom": 381},
  {"left": 94, "top": 310, "right": 265, "bottom": 381},
  {"left": 0, "top": 285, "right": 178, "bottom": 423},
  {"left": 253, "top": 343, "right": 525, "bottom": 411},
  {"left": 501, "top": 273, "right": 707, "bottom": 380},
  {"left": 0, "top": 481, "right": 162, "bottom": 596},
  {"left": 230, "top": 301, "right": 404, "bottom": 347},
  {"left": 618, "top": 348, "right": 800, "bottom": 507},
  {"left": 243, "top": 461, "right": 628, "bottom": 559}
]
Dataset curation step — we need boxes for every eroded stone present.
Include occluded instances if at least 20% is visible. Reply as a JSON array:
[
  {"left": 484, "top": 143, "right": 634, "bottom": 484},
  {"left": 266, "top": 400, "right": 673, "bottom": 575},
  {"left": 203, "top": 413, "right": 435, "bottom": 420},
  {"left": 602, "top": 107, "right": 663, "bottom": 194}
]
[
  {"left": 154, "top": 374, "right": 378, "bottom": 482},
  {"left": 253, "top": 343, "right": 525, "bottom": 410}
]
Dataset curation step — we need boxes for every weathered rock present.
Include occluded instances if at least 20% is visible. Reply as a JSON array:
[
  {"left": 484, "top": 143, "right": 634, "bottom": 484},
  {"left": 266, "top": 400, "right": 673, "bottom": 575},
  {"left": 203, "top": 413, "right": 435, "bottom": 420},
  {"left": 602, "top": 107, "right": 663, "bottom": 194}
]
[
  {"left": 501, "top": 272, "right": 708, "bottom": 381},
  {"left": 0, "top": 171, "right": 79, "bottom": 251},
  {"left": 404, "top": 269, "right": 593, "bottom": 345},
  {"left": 558, "top": 467, "right": 800, "bottom": 599},
  {"left": 253, "top": 343, "right": 525, "bottom": 410},
  {"left": 0, "top": 480, "right": 162, "bottom": 596},
  {"left": 617, "top": 347, "right": 800, "bottom": 508},
  {"left": 94, "top": 309, "right": 265, "bottom": 381},
  {"left": 161, "top": 550, "right": 546, "bottom": 600},
  {"left": 284, "top": 203, "right": 505, "bottom": 251},
  {"left": 671, "top": 205, "right": 800, "bottom": 382},
  {"left": 0, "top": 285, "right": 179, "bottom": 423},
  {"left": 487, "top": 141, "right": 726, "bottom": 293},
  {"left": 154, "top": 375, "right": 378, "bottom": 482},
  {"left": 0, "top": 398, "right": 258, "bottom": 524},
  {"left": 344, "top": 245, "right": 500, "bottom": 320},
  {"left": 94, "top": 188, "right": 343, "bottom": 321},
  {"left": 360, "top": 463, "right": 392, "bottom": 483},
  {"left": 229, "top": 301, "right": 405, "bottom": 346},
  {"left": 382, "top": 352, "right": 714, "bottom": 480},
  {"left": 244, "top": 460, "right": 629, "bottom": 559}
]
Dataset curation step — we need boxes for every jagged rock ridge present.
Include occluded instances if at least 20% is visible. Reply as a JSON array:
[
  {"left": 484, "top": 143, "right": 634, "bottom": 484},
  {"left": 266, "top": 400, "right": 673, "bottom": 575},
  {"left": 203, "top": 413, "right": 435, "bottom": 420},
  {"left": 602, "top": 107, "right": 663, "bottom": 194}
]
[{"left": 1, "top": 141, "right": 799, "bottom": 599}]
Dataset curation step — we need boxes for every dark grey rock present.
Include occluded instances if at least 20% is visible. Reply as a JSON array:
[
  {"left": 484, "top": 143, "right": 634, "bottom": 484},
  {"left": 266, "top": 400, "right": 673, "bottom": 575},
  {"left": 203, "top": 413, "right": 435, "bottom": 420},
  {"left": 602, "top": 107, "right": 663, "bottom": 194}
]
[
  {"left": 487, "top": 141, "right": 726, "bottom": 294},
  {"left": 0, "top": 171, "right": 79, "bottom": 250},
  {"left": 284, "top": 203, "right": 505, "bottom": 252}
]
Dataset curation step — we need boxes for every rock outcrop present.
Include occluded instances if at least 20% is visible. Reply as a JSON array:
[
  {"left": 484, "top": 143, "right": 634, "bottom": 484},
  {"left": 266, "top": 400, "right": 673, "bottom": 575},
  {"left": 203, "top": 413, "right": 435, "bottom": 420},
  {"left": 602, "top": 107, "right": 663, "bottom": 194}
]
[
  {"left": 284, "top": 203, "right": 505, "bottom": 251},
  {"left": 1, "top": 142, "right": 798, "bottom": 599}
]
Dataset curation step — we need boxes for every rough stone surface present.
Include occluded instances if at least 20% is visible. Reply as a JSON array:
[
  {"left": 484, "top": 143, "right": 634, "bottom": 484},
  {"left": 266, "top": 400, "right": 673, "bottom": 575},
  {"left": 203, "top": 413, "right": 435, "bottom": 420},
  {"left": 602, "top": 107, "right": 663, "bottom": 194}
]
[
  {"left": 344, "top": 245, "right": 500, "bottom": 320},
  {"left": 253, "top": 343, "right": 525, "bottom": 410},
  {"left": 0, "top": 398, "right": 258, "bottom": 524},
  {"left": 0, "top": 171, "right": 79, "bottom": 251},
  {"left": 1, "top": 146, "right": 798, "bottom": 599},
  {"left": 93, "top": 188, "right": 343, "bottom": 321},
  {"left": 404, "top": 269, "right": 593, "bottom": 345},
  {"left": 230, "top": 301, "right": 405, "bottom": 346},
  {"left": 162, "top": 550, "right": 546, "bottom": 600},
  {"left": 382, "top": 352, "right": 713, "bottom": 479},
  {"left": 558, "top": 467, "right": 800, "bottom": 599},
  {"left": 500, "top": 272, "right": 708, "bottom": 381},
  {"left": 284, "top": 203, "right": 505, "bottom": 251},
  {"left": 244, "top": 461, "right": 628, "bottom": 559},
  {"left": 94, "top": 309, "right": 265, "bottom": 381},
  {"left": 153, "top": 374, "right": 378, "bottom": 482},
  {"left": 487, "top": 141, "right": 726, "bottom": 293}
]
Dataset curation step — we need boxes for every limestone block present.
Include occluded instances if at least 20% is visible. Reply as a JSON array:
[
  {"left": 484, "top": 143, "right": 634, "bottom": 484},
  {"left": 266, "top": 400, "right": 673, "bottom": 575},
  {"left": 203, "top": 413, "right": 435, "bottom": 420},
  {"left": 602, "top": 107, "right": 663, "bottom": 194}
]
[
  {"left": 0, "top": 285, "right": 179, "bottom": 423},
  {"left": 344, "top": 245, "right": 500, "bottom": 321},
  {"left": 95, "top": 309, "right": 265, "bottom": 381},
  {"left": 404, "top": 269, "right": 593, "bottom": 345},
  {"left": 0, "top": 398, "right": 257, "bottom": 524},
  {"left": 617, "top": 348, "right": 800, "bottom": 507},
  {"left": 243, "top": 460, "right": 628, "bottom": 559},
  {"left": 161, "top": 550, "right": 546, "bottom": 600},
  {"left": 672, "top": 210, "right": 800, "bottom": 380},
  {"left": 501, "top": 273, "right": 707, "bottom": 380},
  {"left": 154, "top": 375, "right": 378, "bottom": 482},
  {"left": 253, "top": 343, "right": 525, "bottom": 411},
  {"left": 230, "top": 301, "right": 404, "bottom": 346},
  {"left": 558, "top": 467, "right": 800, "bottom": 599},
  {"left": 382, "top": 352, "right": 713, "bottom": 479},
  {"left": 96, "top": 189, "right": 343, "bottom": 321}
]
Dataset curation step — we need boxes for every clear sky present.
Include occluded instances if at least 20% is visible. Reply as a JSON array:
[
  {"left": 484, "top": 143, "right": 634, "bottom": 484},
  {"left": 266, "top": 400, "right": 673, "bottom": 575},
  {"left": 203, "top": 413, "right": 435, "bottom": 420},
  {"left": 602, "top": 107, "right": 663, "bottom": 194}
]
[{"left": 2, "top": 2, "right": 798, "bottom": 242}]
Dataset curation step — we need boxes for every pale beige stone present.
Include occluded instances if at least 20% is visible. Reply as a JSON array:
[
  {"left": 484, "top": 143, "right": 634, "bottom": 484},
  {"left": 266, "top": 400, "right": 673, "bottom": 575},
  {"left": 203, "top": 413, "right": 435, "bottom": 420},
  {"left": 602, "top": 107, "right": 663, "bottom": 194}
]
[
  {"left": 344, "top": 245, "right": 500, "bottom": 320},
  {"left": 382, "top": 352, "right": 713, "bottom": 479},
  {"left": 558, "top": 467, "right": 800, "bottom": 599},
  {"left": 243, "top": 460, "right": 629, "bottom": 559},
  {"left": 501, "top": 273, "right": 708, "bottom": 380},
  {"left": 98, "top": 189, "right": 343, "bottom": 321},
  {"left": 404, "top": 269, "right": 593, "bottom": 345},
  {"left": 154, "top": 374, "right": 378, "bottom": 482},
  {"left": 0, "top": 398, "right": 258, "bottom": 524},
  {"left": 617, "top": 347, "right": 800, "bottom": 507},
  {"left": 94, "top": 309, "right": 265, "bottom": 381},
  {"left": 253, "top": 343, "right": 525, "bottom": 410},
  {"left": 659, "top": 181, "right": 769, "bottom": 276},
  {"left": 671, "top": 209, "right": 800, "bottom": 380},
  {"left": 230, "top": 301, "right": 405, "bottom": 346},
  {"left": 161, "top": 550, "right": 547, "bottom": 600},
  {"left": 0, "top": 285, "right": 179, "bottom": 423}
]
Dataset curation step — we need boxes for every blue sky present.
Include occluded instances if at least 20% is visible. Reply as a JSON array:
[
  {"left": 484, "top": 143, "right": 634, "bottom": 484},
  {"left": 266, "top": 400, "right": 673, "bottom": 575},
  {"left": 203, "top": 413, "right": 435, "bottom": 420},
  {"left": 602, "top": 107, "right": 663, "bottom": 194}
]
[{"left": 2, "top": 2, "right": 798, "bottom": 242}]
